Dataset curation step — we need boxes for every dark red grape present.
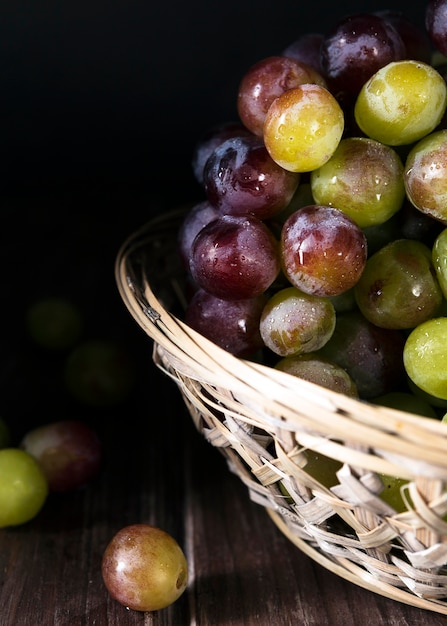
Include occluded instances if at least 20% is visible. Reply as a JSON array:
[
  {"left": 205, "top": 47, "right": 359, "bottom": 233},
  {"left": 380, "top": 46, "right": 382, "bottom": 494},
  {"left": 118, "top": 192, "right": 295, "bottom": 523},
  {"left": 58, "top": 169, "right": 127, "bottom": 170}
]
[
  {"left": 189, "top": 214, "right": 280, "bottom": 300},
  {"left": 320, "top": 13, "right": 406, "bottom": 106},
  {"left": 426, "top": 0, "right": 447, "bottom": 57},
  {"left": 375, "top": 10, "right": 432, "bottom": 63},
  {"left": 185, "top": 288, "right": 267, "bottom": 357},
  {"left": 282, "top": 33, "right": 324, "bottom": 74},
  {"left": 178, "top": 200, "right": 219, "bottom": 268},
  {"left": 203, "top": 135, "right": 300, "bottom": 220}
]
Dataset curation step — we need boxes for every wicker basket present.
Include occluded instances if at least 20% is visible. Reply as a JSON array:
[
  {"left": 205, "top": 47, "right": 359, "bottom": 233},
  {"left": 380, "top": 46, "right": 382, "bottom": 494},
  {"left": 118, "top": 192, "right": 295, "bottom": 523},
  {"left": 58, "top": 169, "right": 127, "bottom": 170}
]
[{"left": 115, "top": 206, "right": 447, "bottom": 615}]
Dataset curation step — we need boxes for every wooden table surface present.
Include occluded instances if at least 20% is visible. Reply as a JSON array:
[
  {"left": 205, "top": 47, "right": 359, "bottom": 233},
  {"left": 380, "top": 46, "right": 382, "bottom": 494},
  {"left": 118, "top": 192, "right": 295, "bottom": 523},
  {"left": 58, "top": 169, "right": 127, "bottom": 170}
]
[{"left": 2, "top": 187, "right": 447, "bottom": 626}]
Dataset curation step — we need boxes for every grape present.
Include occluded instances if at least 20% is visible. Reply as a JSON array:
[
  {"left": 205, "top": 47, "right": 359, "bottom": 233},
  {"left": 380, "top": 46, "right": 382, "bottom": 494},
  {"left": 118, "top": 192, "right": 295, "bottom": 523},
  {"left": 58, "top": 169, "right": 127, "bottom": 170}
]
[
  {"left": 237, "top": 55, "right": 326, "bottom": 137},
  {"left": 378, "top": 473, "right": 408, "bottom": 513},
  {"left": 320, "top": 13, "right": 406, "bottom": 106},
  {"left": 185, "top": 288, "right": 267, "bottom": 358},
  {"left": 403, "top": 317, "right": 447, "bottom": 401},
  {"left": 281, "top": 33, "right": 324, "bottom": 74},
  {"left": 404, "top": 129, "right": 447, "bottom": 224},
  {"left": 274, "top": 353, "right": 358, "bottom": 397},
  {"left": 191, "top": 121, "right": 253, "bottom": 185},
  {"left": 64, "top": 339, "right": 136, "bottom": 407},
  {"left": 189, "top": 214, "right": 280, "bottom": 300},
  {"left": 280, "top": 205, "right": 367, "bottom": 297},
  {"left": 318, "top": 309, "right": 406, "bottom": 399},
  {"left": 426, "top": 0, "right": 447, "bottom": 58},
  {"left": 432, "top": 227, "right": 447, "bottom": 297},
  {"left": 20, "top": 420, "right": 103, "bottom": 493},
  {"left": 263, "top": 83, "right": 344, "bottom": 173},
  {"left": 259, "top": 286, "right": 336, "bottom": 357},
  {"left": 303, "top": 450, "right": 342, "bottom": 489},
  {"left": 203, "top": 135, "right": 300, "bottom": 220},
  {"left": 354, "top": 60, "right": 447, "bottom": 146},
  {"left": 0, "top": 448, "right": 49, "bottom": 528},
  {"left": 354, "top": 238, "right": 443, "bottom": 330},
  {"left": 371, "top": 391, "right": 439, "bottom": 419},
  {"left": 310, "top": 137, "right": 405, "bottom": 229},
  {"left": 102, "top": 524, "right": 188, "bottom": 612},
  {"left": 177, "top": 200, "right": 219, "bottom": 269},
  {"left": 26, "top": 296, "right": 84, "bottom": 351}
]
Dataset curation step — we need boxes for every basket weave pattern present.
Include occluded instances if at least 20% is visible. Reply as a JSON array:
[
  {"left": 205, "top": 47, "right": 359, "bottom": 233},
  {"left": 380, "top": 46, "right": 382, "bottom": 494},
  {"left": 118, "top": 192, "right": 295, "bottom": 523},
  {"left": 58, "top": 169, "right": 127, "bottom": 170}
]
[{"left": 116, "top": 208, "right": 447, "bottom": 614}]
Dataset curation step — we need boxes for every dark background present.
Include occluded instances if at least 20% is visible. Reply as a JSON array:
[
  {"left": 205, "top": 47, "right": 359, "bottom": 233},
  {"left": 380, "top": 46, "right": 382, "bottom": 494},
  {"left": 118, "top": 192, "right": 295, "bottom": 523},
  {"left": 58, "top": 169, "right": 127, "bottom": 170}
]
[{"left": 0, "top": 0, "right": 428, "bottom": 435}]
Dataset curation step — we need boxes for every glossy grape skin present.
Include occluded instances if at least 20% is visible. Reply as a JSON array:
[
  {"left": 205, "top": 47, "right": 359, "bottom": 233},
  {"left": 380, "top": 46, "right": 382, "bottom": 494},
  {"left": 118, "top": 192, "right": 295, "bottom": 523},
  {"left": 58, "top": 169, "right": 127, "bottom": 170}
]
[
  {"left": 426, "top": 0, "right": 447, "bottom": 58},
  {"left": 274, "top": 353, "right": 358, "bottom": 397},
  {"left": 177, "top": 201, "right": 219, "bottom": 269},
  {"left": 237, "top": 55, "right": 326, "bottom": 137},
  {"left": 259, "top": 286, "right": 336, "bottom": 357},
  {"left": 185, "top": 288, "right": 267, "bottom": 358},
  {"left": 280, "top": 205, "right": 367, "bottom": 297},
  {"left": 101, "top": 524, "right": 188, "bottom": 612},
  {"left": 404, "top": 129, "right": 447, "bottom": 225},
  {"left": 189, "top": 214, "right": 280, "bottom": 300},
  {"left": 354, "top": 239, "right": 443, "bottom": 330},
  {"left": 310, "top": 137, "right": 405, "bottom": 229},
  {"left": 320, "top": 13, "right": 406, "bottom": 106},
  {"left": 318, "top": 309, "right": 406, "bottom": 399},
  {"left": 20, "top": 420, "right": 103, "bottom": 493},
  {"left": 281, "top": 33, "right": 324, "bottom": 74},
  {"left": 354, "top": 60, "right": 447, "bottom": 146},
  {"left": 191, "top": 122, "right": 253, "bottom": 185},
  {"left": 0, "top": 448, "right": 49, "bottom": 528},
  {"left": 432, "top": 228, "right": 447, "bottom": 297},
  {"left": 403, "top": 317, "right": 447, "bottom": 400},
  {"left": 263, "top": 84, "right": 344, "bottom": 173},
  {"left": 203, "top": 135, "right": 300, "bottom": 220},
  {"left": 64, "top": 339, "right": 136, "bottom": 407},
  {"left": 26, "top": 297, "right": 84, "bottom": 351}
]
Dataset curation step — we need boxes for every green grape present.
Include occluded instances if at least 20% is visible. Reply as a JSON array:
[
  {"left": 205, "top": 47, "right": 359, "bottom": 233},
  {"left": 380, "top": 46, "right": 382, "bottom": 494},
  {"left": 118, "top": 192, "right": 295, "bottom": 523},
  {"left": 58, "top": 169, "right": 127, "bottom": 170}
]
[
  {"left": 26, "top": 297, "right": 84, "bottom": 350},
  {"left": 403, "top": 317, "right": 447, "bottom": 401},
  {"left": 371, "top": 391, "right": 438, "bottom": 419},
  {"left": 433, "top": 228, "right": 447, "bottom": 298},
  {"left": 310, "top": 137, "right": 405, "bottom": 229},
  {"left": 0, "top": 448, "right": 49, "bottom": 528},
  {"left": 354, "top": 239, "right": 443, "bottom": 329},
  {"left": 378, "top": 473, "right": 409, "bottom": 513},
  {"left": 304, "top": 450, "right": 342, "bottom": 489},
  {"left": 354, "top": 60, "right": 447, "bottom": 146}
]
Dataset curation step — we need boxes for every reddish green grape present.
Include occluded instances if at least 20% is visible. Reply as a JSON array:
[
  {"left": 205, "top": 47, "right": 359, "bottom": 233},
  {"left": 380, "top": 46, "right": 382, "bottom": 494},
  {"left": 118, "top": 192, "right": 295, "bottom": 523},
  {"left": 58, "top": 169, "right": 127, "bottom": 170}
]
[
  {"left": 0, "top": 448, "right": 49, "bottom": 528},
  {"left": 263, "top": 84, "right": 344, "bottom": 173},
  {"left": 185, "top": 288, "right": 267, "bottom": 357},
  {"left": 404, "top": 129, "right": 447, "bottom": 225},
  {"left": 354, "top": 239, "right": 443, "bottom": 329},
  {"left": 237, "top": 55, "right": 326, "bottom": 136},
  {"left": 281, "top": 205, "right": 367, "bottom": 297},
  {"left": 102, "top": 524, "right": 188, "bottom": 612},
  {"left": 355, "top": 60, "right": 447, "bottom": 146},
  {"left": 259, "top": 286, "right": 335, "bottom": 357},
  {"left": 403, "top": 317, "right": 447, "bottom": 400},
  {"left": 310, "top": 137, "right": 405, "bottom": 228},
  {"left": 189, "top": 214, "right": 280, "bottom": 300},
  {"left": 274, "top": 353, "right": 358, "bottom": 397},
  {"left": 20, "top": 420, "right": 103, "bottom": 493}
]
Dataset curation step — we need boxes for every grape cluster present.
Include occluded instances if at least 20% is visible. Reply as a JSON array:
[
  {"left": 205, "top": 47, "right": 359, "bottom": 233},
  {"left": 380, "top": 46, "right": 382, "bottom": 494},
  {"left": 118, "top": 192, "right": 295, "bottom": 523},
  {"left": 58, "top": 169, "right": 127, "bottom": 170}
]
[{"left": 179, "top": 2, "right": 447, "bottom": 416}]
